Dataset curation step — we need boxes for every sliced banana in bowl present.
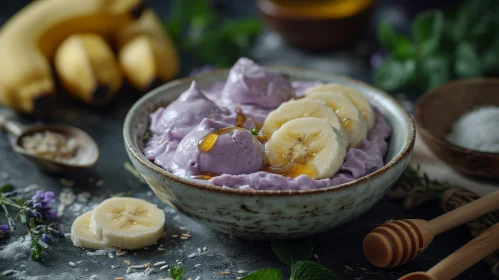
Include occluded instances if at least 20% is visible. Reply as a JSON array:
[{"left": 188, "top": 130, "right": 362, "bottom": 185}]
[
  {"left": 261, "top": 98, "right": 348, "bottom": 143},
  {"left": 305, "top": 84, "right": 376, "bottom": 130},
  {"left": 304, "top": 90, "right": 367, "bottom": 148},
  {"left": 89, "top": 197, "right": 165, "bottom": 249},
  {"left": 71, "top": 211, "right": 109, "bottom": 250},
  {"left": 264, "top": 117, "right": 348, "bottom": 180}
]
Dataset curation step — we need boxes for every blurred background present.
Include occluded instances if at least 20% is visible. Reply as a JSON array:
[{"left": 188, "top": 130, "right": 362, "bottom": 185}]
[{"left": 4, "top": 0, "right": 495, "bottom": 117}]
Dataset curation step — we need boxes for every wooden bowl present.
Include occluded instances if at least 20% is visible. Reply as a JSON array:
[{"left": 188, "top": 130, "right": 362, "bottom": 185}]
[
  {"left": 414, "top": 78, "right": 499, "bottom": 178},
  {"left": 256, "top": 0, "right": 374, "bottom": 50}
]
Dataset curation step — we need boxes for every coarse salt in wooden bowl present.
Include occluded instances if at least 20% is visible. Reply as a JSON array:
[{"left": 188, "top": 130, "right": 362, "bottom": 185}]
[{"left": 414, "top": 78, "right": 499, "bottom": 178}]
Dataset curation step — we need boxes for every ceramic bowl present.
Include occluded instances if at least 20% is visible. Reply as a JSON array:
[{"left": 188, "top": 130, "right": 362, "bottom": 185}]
[
  {"left": 124, "top": 68, "right": 415, "bottom": 240},
  {"left": 415, "top": 78, "right": 499, "bottom": 178},
  {"left": 256, "top": 0, "right": 373, "bottom": 50}
]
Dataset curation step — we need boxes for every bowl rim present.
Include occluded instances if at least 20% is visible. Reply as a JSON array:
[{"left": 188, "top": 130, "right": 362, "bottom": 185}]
[
  {"left": 256, "top": 0, "right": 374, "bottom": 20},
  {"left": 124, "top": 66, "right": 415, "bottom": 197},
  {"left": 414, "top": 77, "right": 499, "bottom": 157}
]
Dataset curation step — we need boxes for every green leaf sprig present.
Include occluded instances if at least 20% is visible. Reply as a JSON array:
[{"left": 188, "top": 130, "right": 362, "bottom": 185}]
[
  {"left": 242, "top": 239, "right": 340, "bottom": 280},
  {"left": 165, "top": 0, "right": 263, "bottom": 67},
  {"left": 374, "top": 0, "right": 499, "bottom": 92}
]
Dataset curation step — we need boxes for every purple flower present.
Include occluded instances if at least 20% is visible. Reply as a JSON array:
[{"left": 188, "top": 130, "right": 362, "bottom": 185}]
[
  {"left": 41, "top": 234, "right": 52, "bottom": 244},
  {"left": 0, "top": 225, "right": 8, "bottom": 234},
  {"left": 27, "top": 209, "right": 42, "bottom": 220},
  {"left": 370, "top": 50, "right": 386, "bottom": 69},
  {"left": 32, "top": 190, "right": 57, "bottom": 221},
  {"left": 33, "top": 190, "right": 56, "bottom": 205}
]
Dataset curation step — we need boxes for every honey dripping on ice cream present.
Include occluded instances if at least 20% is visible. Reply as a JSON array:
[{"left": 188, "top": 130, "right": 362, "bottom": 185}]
[{"left": 197, "top": 125, "right": 318, "bottom": 179}]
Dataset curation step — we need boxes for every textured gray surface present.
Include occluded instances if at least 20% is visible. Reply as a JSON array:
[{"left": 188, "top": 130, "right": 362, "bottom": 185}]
[{"left": 0, "top": 1, "right": 493, "bottom": 279}]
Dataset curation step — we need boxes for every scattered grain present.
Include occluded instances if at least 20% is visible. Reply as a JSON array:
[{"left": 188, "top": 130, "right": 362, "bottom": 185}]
[
  {"left": 115, "top": 277, "right": 125, "bottom": 280},
  {"left": 96, "top": 179, "right": 105, "bottom": 187},
  {"left": 108, "top": 252, "right": 114, "bottom": 259},
  {"left": 154, "top": 261, "right": 167, "bottom": 267},
  {"left": 188, "top": 253, "right": 197, "bottom": 258},
  {"left": 197, "top": 248, "right": 201, "bottom": 254},
  {"left": 2, "top": 270, "right": 15, "bottom": 276},
  {"left": 221, "top": 271, "right": 231, "bottom": 275},
  {"left": 126, "top": 267, "right": 132, "bottom": 274},
  {"left": 237, "top": 270, "right": 245, "bottom": 274},
  {"left": 171, "top": 234, "right": 179, "bottom": 238},
  {"left": 69, "top": 262, "right": 76, "bottom": 267},
  {"left": 144, "top": 268, "right": 154, "bottom": 275},
  {"left": 194, "top": 264, "right": 201, "bottom": 267},
  {"left": 130, "top": 264, "right": 145, "bottom": 269},
  {"left": 202, "top": 247, "right": 207, "bottom": 251},
  {"left": 314, "top": 254, "right": 319, "bottom": 260},
  {"left": 111, "top": 265, "right": 119, "bottom": 269},
  {"left": 123, "top": 260, "right": 131, "bottom": 266},
  {"left": 160, "top": 265, "right": 169, "bottom": 270}
]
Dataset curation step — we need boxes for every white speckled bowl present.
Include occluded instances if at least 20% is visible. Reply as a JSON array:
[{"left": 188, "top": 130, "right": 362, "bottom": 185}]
[{"left": 124, "top": 67, "right": 415, "bottom": 240}]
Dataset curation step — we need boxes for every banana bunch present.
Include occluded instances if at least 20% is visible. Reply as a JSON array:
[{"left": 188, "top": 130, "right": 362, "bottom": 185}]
[
  {"left": 261, "top": 83, "right": 376, "bottom": 179},
  {"left": 71, "top": 197, "right": 165, "bottom": 250},
  {"left": 0, "top": 0, "right": 179, "bottom": 115}
]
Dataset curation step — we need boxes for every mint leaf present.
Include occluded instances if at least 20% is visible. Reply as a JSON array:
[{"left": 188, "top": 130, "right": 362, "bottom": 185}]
[
  {"left": 393, "top": 36, "right": 415, "bottom": 60},
  {"left": 374, "top": 57, "right": 416, "bottom": 91},
  {"left": 170, "top": 265, "right": 185, "bottom": 280},
  {"left": 271, "top": 239, "right": 313, "bottom": 266},
  {"left": 290, "top": 261, "right": 340, "bottom": 280},
  {"left": 455, "top": 42, "right": 483, "bottom": 78},
  {"left": 422, "top": 56, "right": 450, "bottom": 89},
  {"left": 250, "top": 129, "right": 259, "bottom": 136},
  {"left": 0, "top": 184, "right": 13, "bottom": 193},
  {"left": 413, "top": 11, "right": 444, "bottom": 57},
  {"left": 377, "top": 21, "right": 398, "bottom": 51},
  {"left": 241, "top": 269, "right": 282, "bottom": 280}
]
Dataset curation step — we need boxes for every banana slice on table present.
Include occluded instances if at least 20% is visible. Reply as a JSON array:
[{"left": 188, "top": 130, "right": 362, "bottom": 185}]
[
  {"left": 265, "top": 117, "right": 347, "bottom": 180},
  {"left": 90, "top": 197, "right": 165, "bottom": 249},
  {"left": 306, "top": 84, "right": 375, "bottom": 129},
  {"left": 304, "top": 90, "right": 367, "bottom": 148},
  {"left": 71, "top": 211, "right": 109, "bottom": 250},
  {"left": 261, "top": 98, "right": 348, "bottom": 143}
]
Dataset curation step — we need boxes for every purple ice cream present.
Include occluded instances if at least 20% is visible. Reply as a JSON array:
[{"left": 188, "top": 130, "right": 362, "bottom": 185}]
[
  {"left": 171, "top": 119, "right": 265, "bottom": 176},
  {"left": 144, "top": 58, "right": 392, "bottom": 190},
  {"left": 148, "top": 81, "right": 228, "bottom": 140},
  {"left": 222, "top": 58, "right": 294, "bottom": 109}
]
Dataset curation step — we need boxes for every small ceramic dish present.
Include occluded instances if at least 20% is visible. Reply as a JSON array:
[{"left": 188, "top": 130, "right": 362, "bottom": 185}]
[
  {"left": 256, "top": 0, "right": 373, "bottom": 50},
  {"left": 415, "top": 78, "right": 499, "bottom": 178},
  {"left": 124, "top": 67, "right": 415, "bottom": 240}
]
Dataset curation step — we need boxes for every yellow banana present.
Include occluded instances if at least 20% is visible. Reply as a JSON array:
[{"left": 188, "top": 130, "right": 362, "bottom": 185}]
[
  {"left": 115, "top": 10, "right": 179, "bottom": 92},
  {"left": 0, "top": 0, "right": 144, "bottom": 115},
  {"left": 54, "top": 33, "right": 123, "bottom": 106}
]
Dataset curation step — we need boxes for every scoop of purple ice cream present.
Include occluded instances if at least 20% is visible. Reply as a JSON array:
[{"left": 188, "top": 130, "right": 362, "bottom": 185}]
[
  {"left": 222, "top": 57, "right": 294, "bottom": 109},
  {"left": 149, "top": 81, "right": 228, "bottom": 140},
  {"left": 172, "top": 119, "right": 265, "bottom": 176}
]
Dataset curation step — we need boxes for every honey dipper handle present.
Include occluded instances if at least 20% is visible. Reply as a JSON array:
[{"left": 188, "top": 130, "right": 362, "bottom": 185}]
[
  {"left": 427, "top": 222, "right": 499, "bottom": 280},
  {"left": 428, "top": 190, "right": 499, "bottom": 235}
]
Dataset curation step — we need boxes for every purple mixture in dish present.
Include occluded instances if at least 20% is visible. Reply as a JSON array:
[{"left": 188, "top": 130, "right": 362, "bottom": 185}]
[{"left": 144, "top": 58, "right": 392, "bottom": 190}]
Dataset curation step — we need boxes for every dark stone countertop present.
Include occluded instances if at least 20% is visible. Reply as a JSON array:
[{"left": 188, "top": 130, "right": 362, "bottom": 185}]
[{"left": 0, "top": 1, "right": 493, "bottom": 279}]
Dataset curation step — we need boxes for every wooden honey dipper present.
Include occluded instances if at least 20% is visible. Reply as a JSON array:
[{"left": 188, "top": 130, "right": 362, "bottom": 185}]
[
  {"left": 399, "top": 222, "right": 499, "bottom": 280},
  {"left": 363, "top": 190, "right": 499, "bottom": 268}
]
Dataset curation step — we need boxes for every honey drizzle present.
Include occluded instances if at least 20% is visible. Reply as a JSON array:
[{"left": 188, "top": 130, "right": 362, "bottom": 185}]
[
  {"left": 198, "top": 126, "right": 244, "bottom": 152},
  {"left": 263, "top": 163, "right": 318, "bottom": 179},
  {"left": 235, "top": 107, "right": 247, "bottom": 127},
  {"left": 192, "top": 173, "right": 217, "bottom": 180}
]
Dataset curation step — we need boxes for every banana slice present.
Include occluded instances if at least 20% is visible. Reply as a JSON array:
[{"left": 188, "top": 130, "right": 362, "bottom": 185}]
[
  {"left": 265, "top": 117, "right": 347, "bottom": 179},
  {"left": 305, "top": 90, "right": 367, "bottom": 148},
  {"left": 71, "top": 211, "right": 109, "bottom": 250},
  {"left": 261, "top": 99, "right": 348, "bottom": 143},
  {"left": 306, "top": 84, "right": 375, "bottom": 129},
  {"left": 90, "top": 197, "right": 165, "bottom": 249}
]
